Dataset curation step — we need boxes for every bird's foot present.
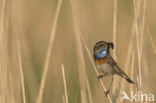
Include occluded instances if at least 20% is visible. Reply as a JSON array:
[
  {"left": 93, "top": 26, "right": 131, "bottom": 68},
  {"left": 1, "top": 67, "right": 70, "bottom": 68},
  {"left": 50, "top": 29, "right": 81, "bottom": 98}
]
[
  {"left": 104, "top": 90, "right": 109, "bottom": 97},
  {"left": 97, "top": 75, "right": 103, "bottom": 81}
]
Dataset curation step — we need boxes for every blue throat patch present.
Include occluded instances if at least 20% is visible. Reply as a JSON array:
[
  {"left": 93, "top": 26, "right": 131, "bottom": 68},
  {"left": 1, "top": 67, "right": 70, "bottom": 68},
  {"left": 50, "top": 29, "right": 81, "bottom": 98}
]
[{"left": 94, "top": 47, "right": 107, "bottom": 60}]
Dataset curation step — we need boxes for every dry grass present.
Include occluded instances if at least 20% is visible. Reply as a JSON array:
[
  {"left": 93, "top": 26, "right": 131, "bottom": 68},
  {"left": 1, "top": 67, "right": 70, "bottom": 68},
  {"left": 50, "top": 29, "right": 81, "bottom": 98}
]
[
  {"left": 112, "top": 0, "right": 117, "bottom": 60},
  {"left": 0, "top": 0, "right": 156, "bottom": 103},
  {"left": 70, "top": 1, "right": 93, "bottom": 103},
  {"left": 146, "top": 5, "right": 156, "bottom": 56},
  {"left": 0, "top": 0, "right": 7, "bottom": 103},
  {"left": 80, "top": 33, "right": 112, "bottom": 103},
  {"left": 133, "top": 0, "right": 147, "bottom": 92},
  {"left": 36, "top": 0, "right": 63, "bottom": 103},
  {"left": 146, "top": 20, "right": 156, "bottom": 56},
  {"left": 112, "top": 0, "right": 118, "bottom": 101},
  {"left": 11, "top": 0, "right": 26, "bottom": 103},
  {"left": 61, "top": 64, "right": 68, "bottom": 103},
  {"left": 130, "top": 51, "right": 134, "bottom": 103}
]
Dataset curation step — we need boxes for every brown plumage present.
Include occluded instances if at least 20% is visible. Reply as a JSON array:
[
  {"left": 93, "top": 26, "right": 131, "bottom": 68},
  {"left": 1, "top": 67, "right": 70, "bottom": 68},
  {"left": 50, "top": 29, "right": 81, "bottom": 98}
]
[
  {"left": 93, "top": 41, "right": 134, "bottom": 96},
  {"left": 106, "top": 54, "right": 134, "bottom": 84}
]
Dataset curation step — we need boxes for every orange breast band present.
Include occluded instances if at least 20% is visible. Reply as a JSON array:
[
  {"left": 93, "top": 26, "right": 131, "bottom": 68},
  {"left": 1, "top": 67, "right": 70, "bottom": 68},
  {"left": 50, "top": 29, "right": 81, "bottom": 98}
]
[{"left": 95, "top": 58, "right": 107, "bottom": 65}]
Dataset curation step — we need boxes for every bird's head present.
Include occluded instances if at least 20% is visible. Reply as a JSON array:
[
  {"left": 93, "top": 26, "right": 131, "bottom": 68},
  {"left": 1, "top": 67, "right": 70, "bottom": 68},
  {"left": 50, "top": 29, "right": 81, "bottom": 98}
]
[{"left": 93, "top": 41, "right": 114, "bottom": 60}]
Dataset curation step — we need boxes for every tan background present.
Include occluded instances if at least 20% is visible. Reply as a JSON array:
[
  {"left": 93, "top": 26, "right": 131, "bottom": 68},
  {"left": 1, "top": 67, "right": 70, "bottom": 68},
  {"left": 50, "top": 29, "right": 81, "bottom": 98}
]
[{"left": 0, "top": 0, "right": 156, "bottom": 103}]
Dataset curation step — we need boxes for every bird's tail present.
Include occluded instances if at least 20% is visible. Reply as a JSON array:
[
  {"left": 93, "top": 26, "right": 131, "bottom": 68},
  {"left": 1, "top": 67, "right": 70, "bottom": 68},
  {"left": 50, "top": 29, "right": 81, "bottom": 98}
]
[
  {"left": 125, "top": 76, "right": 134, "bottom": 84},
  {"left": 116, "top": 69, "right": 134, "bottom": 84}
]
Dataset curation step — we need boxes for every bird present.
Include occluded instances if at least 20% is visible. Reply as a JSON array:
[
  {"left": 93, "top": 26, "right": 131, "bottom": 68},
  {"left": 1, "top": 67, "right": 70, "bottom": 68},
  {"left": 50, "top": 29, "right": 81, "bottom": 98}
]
[{"left": 93, "top": 41, "right": 134, "bottom": 96}]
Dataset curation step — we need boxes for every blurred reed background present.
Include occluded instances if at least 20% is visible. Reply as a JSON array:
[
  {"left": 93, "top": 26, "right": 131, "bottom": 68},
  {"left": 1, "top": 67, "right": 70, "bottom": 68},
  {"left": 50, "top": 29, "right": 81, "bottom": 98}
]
[{"left": 0, "top": 0, "right": 156, "bottom": 103}]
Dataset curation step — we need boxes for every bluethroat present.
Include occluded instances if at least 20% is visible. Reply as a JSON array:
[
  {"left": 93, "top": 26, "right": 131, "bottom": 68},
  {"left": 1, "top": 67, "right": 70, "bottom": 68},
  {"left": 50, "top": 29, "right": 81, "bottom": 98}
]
[{"left": 93, "top": 41, "right": 134, "bottom": 96}]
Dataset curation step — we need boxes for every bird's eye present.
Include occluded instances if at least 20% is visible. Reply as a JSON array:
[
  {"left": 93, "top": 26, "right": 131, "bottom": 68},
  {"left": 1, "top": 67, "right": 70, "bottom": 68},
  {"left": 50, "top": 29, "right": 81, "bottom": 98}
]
[{"left": 96, "top": 47, "right": 100, "bottom": 50}]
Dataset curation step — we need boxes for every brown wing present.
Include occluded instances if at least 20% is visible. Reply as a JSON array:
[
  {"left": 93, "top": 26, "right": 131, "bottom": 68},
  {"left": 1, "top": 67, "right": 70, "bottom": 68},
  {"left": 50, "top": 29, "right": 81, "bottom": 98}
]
[{"left": 106, "top": 54, "right": 134, "bottom": 84}]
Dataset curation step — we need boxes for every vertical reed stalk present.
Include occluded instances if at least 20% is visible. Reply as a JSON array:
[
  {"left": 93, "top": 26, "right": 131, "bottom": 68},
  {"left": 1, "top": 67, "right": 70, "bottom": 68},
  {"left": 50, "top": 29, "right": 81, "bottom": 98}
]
[
  {"left": 70, "top": 1, "right": 91, "bottom": 103},
  {"left": 112, "top": 0, "right": 117, "bottom": 60},
  {"left": 146, "top": 5, "right": 156, "bottom": 56},
  {"left": 80, "top": 32, "right": 112, "bottom": 103},
  {"left": 86, "top": 79, "right": 93, "bottom": 103},
  {"left": 130, "top": 51, "right": 134, "bottom": 103},
  {"left": 133, "top": 0, "right": 142, "bottom": 91},
  {"left": 121, "top": 0, "right": 141, "bottom": 93},
  {"left": 146, "top": 21, "right": 156, "bottom": 56},
  {"left": 62, "top": 95, "right": 65, "bottom": 103},
  {"left": 134, "top": 0, "right": 146, "bottom": 93},
  {"left": 36, "top": 0, "right": 63, "bottom": 103},
  {"left": 11, "top": 0, "right": 26, "bottom": 103},
  {"left": 140, "top": 0, "right": 147, "bottom": 57},
  {"left": 0, "top": 0, "right": 7, "bottom": 102},
  {"left": 112, "top": 1, "right": 119, "bottom": 102},
  {"left": 120, "top": 19, "right": 135, "bottom": 99},
  {"left": 0, "top": 0, "right": 6, "bottom": 35},
  {"left": 62, "top": 64, "right": 69, "bottom": 103}
]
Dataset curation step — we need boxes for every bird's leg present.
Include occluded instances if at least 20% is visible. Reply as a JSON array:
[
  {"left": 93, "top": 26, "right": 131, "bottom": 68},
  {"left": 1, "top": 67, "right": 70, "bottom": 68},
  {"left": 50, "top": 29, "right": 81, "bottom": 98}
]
[
  {"left": 105, "top": 75, "right": 114, "bottom": 97},
  {"left": 97, "top": 73, "right": 107, "bottom": 81}
]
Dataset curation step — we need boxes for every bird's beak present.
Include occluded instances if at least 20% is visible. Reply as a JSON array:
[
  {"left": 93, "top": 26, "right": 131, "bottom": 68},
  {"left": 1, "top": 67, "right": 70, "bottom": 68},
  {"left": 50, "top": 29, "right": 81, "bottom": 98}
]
[{"left": 107, "top": 42, "right": 114, "bottom": 49}]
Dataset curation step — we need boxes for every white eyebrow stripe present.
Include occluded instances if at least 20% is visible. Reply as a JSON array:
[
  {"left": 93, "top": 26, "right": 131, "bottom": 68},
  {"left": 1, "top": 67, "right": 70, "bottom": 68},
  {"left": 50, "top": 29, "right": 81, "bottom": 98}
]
[{"left": 96, "top": 43, "right": 105, "bottom": 46}]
